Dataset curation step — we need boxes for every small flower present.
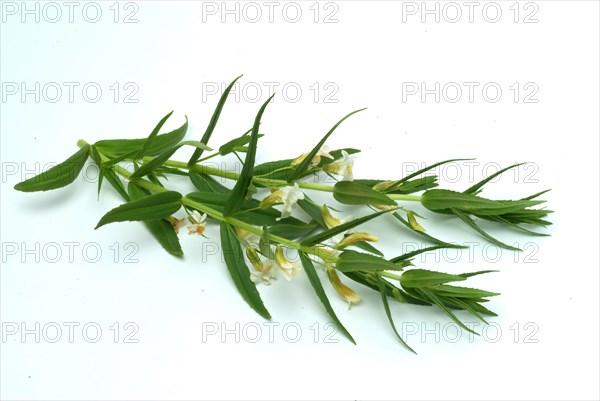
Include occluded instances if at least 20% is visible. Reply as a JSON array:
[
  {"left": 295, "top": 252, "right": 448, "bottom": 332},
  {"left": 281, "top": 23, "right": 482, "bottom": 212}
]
[
  {"left": 168, "top": 216, "right": 186, "bottom": 234},
  {"left": 323, "top": 150, "right": 354, "bottom": 181},
  {"left": 337, "top": 232, "right": 379, "bottom": 248},
  {"left": 274, "top": 246, "right": 301, "bottom": 281},
  {"left": 327, "top": 267, "right": 361, "bottom": 308},
  {"left": 247, "top": 248, "right": 277, "bottom": 285},
  {"left": 291, "top": 144, "right": 334, "bottom": 167},
  {"left": 260, "top": 183, "right": 305, "bottom": 220},
  {"left": 187, "top": 211, "right": 207, "bottom": 235}
]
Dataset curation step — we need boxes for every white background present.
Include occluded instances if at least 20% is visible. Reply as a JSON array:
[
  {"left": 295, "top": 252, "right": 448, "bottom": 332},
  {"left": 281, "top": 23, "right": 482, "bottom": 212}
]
[{"left": 1, "top": 1, "right": 599, "bottom": 400}]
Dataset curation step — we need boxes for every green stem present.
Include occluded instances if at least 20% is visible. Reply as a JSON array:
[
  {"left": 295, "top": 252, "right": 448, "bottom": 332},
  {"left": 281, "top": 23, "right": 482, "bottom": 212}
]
[
  {"left": 148, "top": 157, "right": 421, "bottom": 201},
  {"left": 380, "top": 271, "right": 403, "bottom": 281},
  {"left": 78, "top": 140, "right": 332, "bottom": 262}
]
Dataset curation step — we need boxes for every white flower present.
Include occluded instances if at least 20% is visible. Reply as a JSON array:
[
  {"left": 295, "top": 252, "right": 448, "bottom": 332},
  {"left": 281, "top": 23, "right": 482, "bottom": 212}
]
[
  {"left": 236, "top": 227, "right": 260, "bottom": 247},
  {"left": 260, "top": 183, "right": 305, "bottom": 220},
  {"left": 250, "top": 261, "right": 277, "bottom": 285},
  {"left": 187, "top": 211, "right": 207, "bottom": 235},
  {"left": 314, "top": 144, "right": 334, "bottom": 164},
  {"left": 275, "top": 246, "right": 301, "bottom": 281},
  {"left": 337, "top": 150, "right": 354, "bottom": 181},
  {"left": 323, "top": 150, "right": 354, "bottom": 181}
]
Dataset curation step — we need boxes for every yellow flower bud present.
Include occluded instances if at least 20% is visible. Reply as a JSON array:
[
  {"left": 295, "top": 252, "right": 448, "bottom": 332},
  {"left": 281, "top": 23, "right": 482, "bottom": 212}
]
[
  {"left": 337, "top": 232, "right": 379, "bottom": 248},
  {"left": 259, "top": 189, "right": 284, "bottom": 208},
  {"left": 407, "top": 210, "right": 426, "bottom": 233},
  {"left": 327, "top": 267, "right": 361, "bottom": 308},
  {"left": 321, "top": 207, "right": 342, "bottom": 229},
  {"left": 246, "top": 248, "right": 263, "bottom": 271},
  {"left": 372, "top": 180, "right": 399, "bottom": 192},
  {"left": 291, "top": 153, "right": 308, "bottom": 166}
]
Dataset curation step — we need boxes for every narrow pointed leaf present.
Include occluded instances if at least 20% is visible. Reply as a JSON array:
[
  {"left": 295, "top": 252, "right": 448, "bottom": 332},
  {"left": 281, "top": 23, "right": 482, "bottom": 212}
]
[
  {"left": 336, "top": 250, "right": 401, "bottom": 273},
  {"left": 95, "top": 191, "right": 182, "bottom": 229},
  {"left": 137, "top": 111, "right": 174, "bottom": 158},
  {"left": 384, "top": 159, "right": 472, "bottom": 193},
  {"left": 288, "top": 108, "right": 367, "bottom": 181},
  {"left": 128, "top": 183, "right": 183, "bottom": 257},
  {"left": 189, "top": 75, "right": 243, "bottom": 165},
  {"left": 375, "top": 275, "right": 416, "bottom": 353},
  {"left": 220, "top": 223, "right": 271, "bottom": 319},
  {"left": 299, "top": 252, "right": 355, "bottom": 344},
  {"left": 451, "top": 208, "right": 521, "bottom": 251},
  {"left": 224, "top": 94, "right": 275, "bottom": 216},
  {"left": 14, "top": 145, "right": 90, "bottom": 192},
  {"left": 301, "top": 207, "right": 398, "bottom": 246},
  {"left": 391, "top": 211, "right": 465, "bottom": 248},
  {"left": 464, "top": 163, "right": 525, "bottom": 195},
  {"left": 131, "top": 140, "right": 211, "bottom": 179},
  {"left": 333, "top": 181, "right": 396, "bottom": 206},
  {"left": 399, "top": 269, "right": 466, "bottom": 288}
]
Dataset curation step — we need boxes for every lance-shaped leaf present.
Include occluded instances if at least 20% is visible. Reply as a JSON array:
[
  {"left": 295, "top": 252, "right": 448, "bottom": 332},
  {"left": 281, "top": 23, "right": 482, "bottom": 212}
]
[
  {"left": 220, "top": 223, "right": 271, "bottom": 319},
  {"left": 296, "top": 197, "right": 327, "bottom": 228},
  {"left": 421, "top": 189, "right": 545, "bottom": 216},
  {"left": 95, "top": 191, "right": 182, "bottom": 229},
  {"left": 301, "top": 207, "right": 398, "bottom": 246},
  {"left": 14, "top": 145, "right": 90, "bottom": 192},
  {"left": 189, "top": 75, "right": 243, "bottom": 165},
  {"left": 189, "top": 171, "right": 230, "bottom": 194},
  {"left": 336, "top": 250, "right": 401, "bottom": 273},
  {"left": 95, "top": 115, "right": 188, "bottom": 158},
  {"left": 391, "top": 211, "right": 465, "bottom": 248},
  {"left": 430, "top": 284, "right": 500, "bottom": 300},
  {"left": 131, "top": 141, "right": 212, "bottom": 179},
  {"left": 464, "top": 163, "right": 525, "bottom": 195},
  {"left": 333, "top": 181, "right": 396, "bottom": 206},
  {"left": 399, "top": 269, "right": 466, "bottom": 288},
  {"left": 451, "top": 208, "right": 521, "bottom": 251},
  {"left": 128, "top": 183, "right": 183, "bottom": 257},
  {"left": 384, "top": 158, "right": 472, "bottom": 193},
  {"left": 288, "top": 108, "right": 366, "bottom": 181},
  {"left": 415, "top": 288, "right": 479, "bottom": 335},
  {"left": 137, "top": 111, "right": 174, "bottom": 158},
  {"left": 102, "top": 168, "right": 129, "bottom": 201},
  {"left": 375, "top": 275, "right": 416, "bottom": 353},
  {"left": 299, "top": 252, "right": 355, "bottom": 344},
  {"left": 224, "top": 94, "right": 275, "bottom": 216},
  {"left": 218, "top": 128, "right": 266, "bottom": 156}
]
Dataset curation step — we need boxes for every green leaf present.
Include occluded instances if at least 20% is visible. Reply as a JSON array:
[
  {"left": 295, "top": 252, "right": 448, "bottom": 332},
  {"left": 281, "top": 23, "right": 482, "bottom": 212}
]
[
  {"left": 102, "top": 168, "right": 129, "bottom": 201},
  {"left": 399, "top": 269, "right": 466, "bottom": 288},
  {"left": 288, "top": 108, "right": 366, "bottom": 181},
  {"left": 258, "top": 226, "right": 275, "bottom": 260},
  {"left": 333, "top": 181, "right": 397, "bottom": 206},
  {"left": 298, "top": 252, "right": 355, "bottom": 344},
  {"left": 128, "top": 183, "right": 183, "bottom": 257},
  {"left": 224, "top": 94, "right": 275, "bottom": 216},
  {"left": 391, "top": 211, "right": 465, "bottom": 248},
  {"left": 348, "top": 240, "right": 384, "bottom": 257},
  {"left": 131, "top": 140, "right": 211, "bottom": 179},
  {"left": 422, "top": 189, "right": 544, "bottom": 216},
  {"left": 384, "top": 159, "right": 472, "bottom": 193},
  {"left": 343, "top": 272, "right": 430, "bottom": 306},
  {"left": 431, "top": 284, "right": 500, "bottom": 299},
  {"left": 336, "top": 250, "right": 401, "bottom": 273},
  {"left": 218, "top": 129, "right": 267, "bottom": 156},
  {"left": 95, "top": 115, "right": 188, "bottom": 158},
  {"left": 95, "top": 191, "right": 182, "bottom": 229},
  {"left": 301, "top": 207, "right": 398, "bottom": 246},
  {"left": 220, "top": 222, "right": 271, "bottom": 319},
  {"left": 189, "top": 172, "right": 230, "bottom": 194},
  {"left": 296, "top": 197, "right": 327, "bottom": 228},
  {"left": 375, "top": 275, "right": 416, "bottom": 353},
  {"left": 390, "top": 245, "right": 457, "bottom": 263},
  {"left": 416, "top": 288, "right": 478, "bottom": 335},
  {"left": 14, "top": 145, "right": 90, "bottom": 192},
  {"left": 189, "top": 75, "right": 243, "bottom": 165},
  {"left": 464, "top": 163, "right": 525, "bottom": 195},
  {"left": 451, "top": 208, "right": 521, "bottom": 251},
  {"left": 137, "top": 111, "right": 174, "bottom": 158}
]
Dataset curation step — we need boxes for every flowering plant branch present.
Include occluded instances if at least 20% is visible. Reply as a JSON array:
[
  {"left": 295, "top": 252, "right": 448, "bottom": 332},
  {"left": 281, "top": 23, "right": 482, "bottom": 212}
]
[{"left": 14, "top": 76, "right": 552, "bottom": 352}]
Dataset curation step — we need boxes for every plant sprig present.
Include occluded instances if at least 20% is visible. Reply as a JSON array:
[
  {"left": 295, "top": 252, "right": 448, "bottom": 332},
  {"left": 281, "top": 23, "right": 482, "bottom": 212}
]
[{"left": 14, "top": 76, "right": 552, "bottom": 352}]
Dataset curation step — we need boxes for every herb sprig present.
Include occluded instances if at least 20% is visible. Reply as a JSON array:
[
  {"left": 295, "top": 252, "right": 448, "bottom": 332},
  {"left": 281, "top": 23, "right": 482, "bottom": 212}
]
[{"left": 14, "top": 76, "right": 552, "bottom": 352}]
